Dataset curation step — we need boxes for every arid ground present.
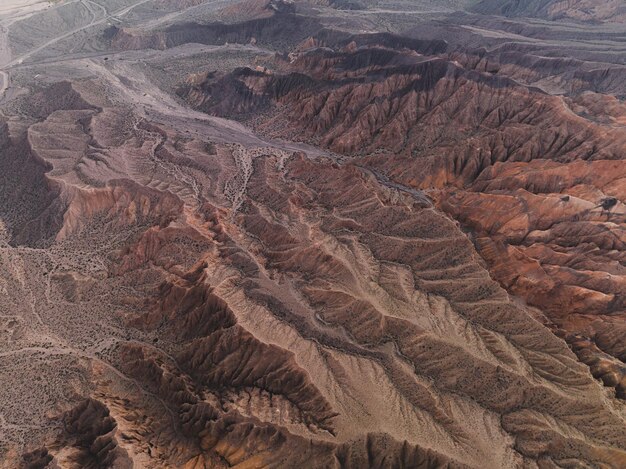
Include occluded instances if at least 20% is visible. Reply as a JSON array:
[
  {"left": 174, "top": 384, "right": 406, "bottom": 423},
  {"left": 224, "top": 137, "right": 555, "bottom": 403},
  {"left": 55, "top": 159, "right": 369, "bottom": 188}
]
[{"left": 0, "top": 1, "right": 625, "bottom": 468}]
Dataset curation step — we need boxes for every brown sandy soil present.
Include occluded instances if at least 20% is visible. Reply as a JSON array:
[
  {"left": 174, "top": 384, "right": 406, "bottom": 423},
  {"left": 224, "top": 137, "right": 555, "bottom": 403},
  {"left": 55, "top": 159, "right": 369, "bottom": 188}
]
[
  {"left": 0, "top": 0, "right": 625, "bottom": 468},
  {"left": 178, "top": 25, "right": 626, "bottom": 408}
]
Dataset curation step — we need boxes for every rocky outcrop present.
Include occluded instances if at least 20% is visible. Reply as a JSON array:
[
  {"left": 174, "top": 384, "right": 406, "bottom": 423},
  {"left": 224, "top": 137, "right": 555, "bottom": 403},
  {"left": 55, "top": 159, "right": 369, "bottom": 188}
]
[
  {"left": 19, "top": 448, "right": 53, "bottom": 469},
  {"left": 181, "top": 40, "right": 625, "bottom": 162},
  {"left": 59, "top": 399, "right": 132, "bottom": 469}
]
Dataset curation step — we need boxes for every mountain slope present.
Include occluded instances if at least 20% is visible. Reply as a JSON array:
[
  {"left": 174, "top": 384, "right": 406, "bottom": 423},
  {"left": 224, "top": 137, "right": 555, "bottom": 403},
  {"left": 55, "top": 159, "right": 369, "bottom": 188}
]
[{"left": 472, "top": 0, "right": 626, "bottom": 22}]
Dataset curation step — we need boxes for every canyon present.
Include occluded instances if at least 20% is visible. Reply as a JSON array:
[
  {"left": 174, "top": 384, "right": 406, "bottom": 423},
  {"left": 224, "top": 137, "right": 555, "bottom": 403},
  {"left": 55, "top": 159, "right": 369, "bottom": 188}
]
[{"left": 0, "top": 0, "right": 624, "bottom": 468}]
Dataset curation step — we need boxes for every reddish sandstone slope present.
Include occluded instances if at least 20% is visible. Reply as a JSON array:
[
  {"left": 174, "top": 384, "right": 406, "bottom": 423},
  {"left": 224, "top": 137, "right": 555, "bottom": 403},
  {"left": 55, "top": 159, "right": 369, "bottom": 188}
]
[
  {"left": 1, "top": 2, "right": 625, "bottom": 466},
  {"left": 179, "top": 35, "right": 626, "bottom": 401},
  {"left": 1, "top": 74, "right": 625, "bottom": 467}
]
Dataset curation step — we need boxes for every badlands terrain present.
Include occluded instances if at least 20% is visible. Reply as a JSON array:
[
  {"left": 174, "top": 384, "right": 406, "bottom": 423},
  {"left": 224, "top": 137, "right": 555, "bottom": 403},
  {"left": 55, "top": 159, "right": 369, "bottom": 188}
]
[{"left": 0, "top": 0, "right": 625, "bottom": 467}]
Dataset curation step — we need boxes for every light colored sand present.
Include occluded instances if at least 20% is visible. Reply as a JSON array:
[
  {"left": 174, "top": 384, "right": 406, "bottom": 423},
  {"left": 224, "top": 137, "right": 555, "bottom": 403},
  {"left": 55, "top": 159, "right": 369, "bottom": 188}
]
[{"left": 0, "top": 0, "right": 53, "bottom": 16}]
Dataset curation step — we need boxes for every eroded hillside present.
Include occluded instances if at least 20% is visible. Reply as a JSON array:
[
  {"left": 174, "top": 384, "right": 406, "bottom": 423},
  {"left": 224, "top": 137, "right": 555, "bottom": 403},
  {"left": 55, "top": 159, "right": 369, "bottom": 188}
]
[{"left": 0, "top": 0, "right": 625, "bottom": 468}]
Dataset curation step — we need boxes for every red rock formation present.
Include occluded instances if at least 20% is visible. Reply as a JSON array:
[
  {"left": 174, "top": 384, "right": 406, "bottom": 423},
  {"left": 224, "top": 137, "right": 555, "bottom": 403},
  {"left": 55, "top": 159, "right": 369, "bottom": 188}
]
[
  {"left": 180, "top": 36, "right": 626, "bottom": 405},
  {"left": 2, "top": 7, "right": 626, "bottom": 468}
]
